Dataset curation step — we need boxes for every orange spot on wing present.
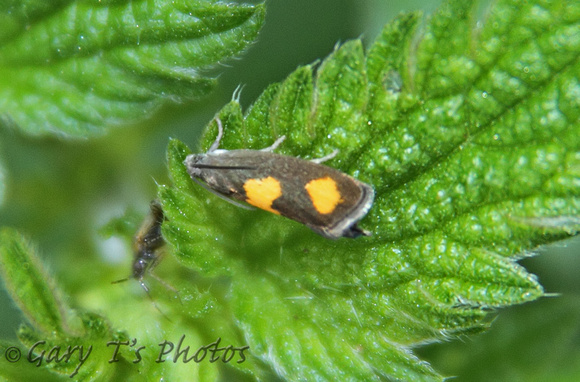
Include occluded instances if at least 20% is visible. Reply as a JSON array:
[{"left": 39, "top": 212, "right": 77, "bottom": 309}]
[
  {"left": 243, "top": 177, "right": 282, "bottom": 214},
  {"left": 305, "top": 176, "right": 343, "bottom": 214}
]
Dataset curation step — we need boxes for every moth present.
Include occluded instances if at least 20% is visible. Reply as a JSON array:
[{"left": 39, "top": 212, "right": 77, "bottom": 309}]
[{"left": 184, "top": 118, "right": 374, "bottom": 239}]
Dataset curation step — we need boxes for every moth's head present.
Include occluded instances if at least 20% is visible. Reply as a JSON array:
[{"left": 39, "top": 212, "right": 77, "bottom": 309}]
[{"left": 183, "top": 154, "right": 205, "bottom": 178}]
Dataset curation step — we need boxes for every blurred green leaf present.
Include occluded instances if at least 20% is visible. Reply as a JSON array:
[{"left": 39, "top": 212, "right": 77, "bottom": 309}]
[
  {"left": 99, "top": 205, "right": 145, "bottom": 241},
  {"left": 0, "top": 0, "right": 265, "bottom": 137},
  {"left": 0, "top": 340, "right": 64, "bottom": 382},
  {"left": 0, "top": 228, "right": 127, "bottom": 380},
  {"left": 420, "top": 295, "right": 580, "bottom": 382},
  {"left": 16, "top": 315, "right": 127, "bottom": 380},
  {"left": 159, "top": 0, "right": 580, "bottom": 380},
  {"left": 0, "top": 159, "right": 4, "bottom": 206},
  {"left": 0, "top": 228, "right": 69, "bottom": 335}
]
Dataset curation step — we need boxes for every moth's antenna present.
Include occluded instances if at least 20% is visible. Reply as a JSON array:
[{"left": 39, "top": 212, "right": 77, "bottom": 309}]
[{"left": 188, "top": 164, "right": 256, "bottom": 170}]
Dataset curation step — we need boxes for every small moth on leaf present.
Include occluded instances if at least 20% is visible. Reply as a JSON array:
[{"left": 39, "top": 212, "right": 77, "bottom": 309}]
[{"left": 184, "top": 118, "right": 374, "bottom": 239}]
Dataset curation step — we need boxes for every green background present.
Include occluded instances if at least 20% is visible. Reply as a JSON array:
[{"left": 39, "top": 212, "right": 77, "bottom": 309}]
[{"left": 0, "top": 1, "right": 578, "bottom": 381}]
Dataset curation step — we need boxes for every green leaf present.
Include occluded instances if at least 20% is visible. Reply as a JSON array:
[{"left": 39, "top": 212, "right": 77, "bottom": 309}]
[
  {"left": 0, "top": 228, "right": 70, "bottom": 335},
  {"left": 160, "top": 0, "right": 579, "bottom": 380},
  {"left": 0, "top": 0, "right": 265, "bottom": 137},
  {"left": 0, "top": 228, "right": 130, "bottom": 380},
  {"left": 422, "top": 296, "right": 580, "bottom": 382},
  {"left": 0, "top": 159, "right": 4, "bottom": 206},
  {"left": 0, "top": 340, "right": 64, "bottom": 382}
]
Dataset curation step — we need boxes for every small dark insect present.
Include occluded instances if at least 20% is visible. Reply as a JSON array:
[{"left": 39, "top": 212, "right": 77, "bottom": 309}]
[{"left": 112, "top": 200, "right": 167, "bottom": 296}]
